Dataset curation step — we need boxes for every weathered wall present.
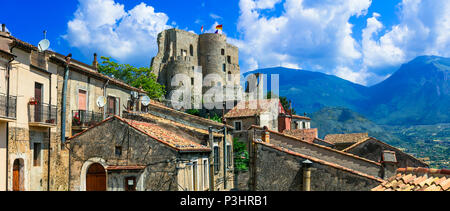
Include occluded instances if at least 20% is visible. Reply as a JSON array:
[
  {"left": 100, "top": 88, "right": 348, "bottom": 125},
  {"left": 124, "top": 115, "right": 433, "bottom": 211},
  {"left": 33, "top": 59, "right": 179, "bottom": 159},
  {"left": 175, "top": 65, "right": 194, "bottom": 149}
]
[
  {"left": 151, "top": 29, "right": 241, "bottom": 100},
  {"left": 345, "top": 139, "right": 428, "bottom": 168},
  {"left": 253, "top": 129, "right": 383, "bottom": 178},
  {"left": 253, "top": 143, "right": 382, "bottom": 191},
  {"left": 69, "top": 118, "right": 182, "bottom": 191},
  {"left": 5, "top": 48, "right": 58, "bottom": 191}
]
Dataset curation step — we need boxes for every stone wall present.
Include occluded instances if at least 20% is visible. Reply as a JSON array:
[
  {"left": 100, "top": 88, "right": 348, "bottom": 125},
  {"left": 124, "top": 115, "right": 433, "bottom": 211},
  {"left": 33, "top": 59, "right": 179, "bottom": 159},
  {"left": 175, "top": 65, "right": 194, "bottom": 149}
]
[
  {"left": 68, "top": 118, "right": 181, "bottom": 191},
  {"left": 255, "top": 130, "right": 383, "bottom": 178},
  {"left": 252, "top": 143, "right": 382, "bottom": 191},
  {"left": 344, "top": 138, "right": 429, "bottom": 168}
]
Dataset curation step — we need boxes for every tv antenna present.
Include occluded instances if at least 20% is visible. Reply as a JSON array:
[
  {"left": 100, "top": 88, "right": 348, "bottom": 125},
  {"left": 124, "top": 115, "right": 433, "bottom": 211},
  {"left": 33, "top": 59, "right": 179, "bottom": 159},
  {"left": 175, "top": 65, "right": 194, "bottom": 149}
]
[{"left": 38, "top": 30, "right": 50, "bottom": 52}]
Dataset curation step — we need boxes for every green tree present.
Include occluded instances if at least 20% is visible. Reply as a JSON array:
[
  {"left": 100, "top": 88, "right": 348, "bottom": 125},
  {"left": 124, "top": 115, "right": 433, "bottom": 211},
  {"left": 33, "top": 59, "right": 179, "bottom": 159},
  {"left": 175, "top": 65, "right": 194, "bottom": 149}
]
[
  {"left": 97, "top": 56, "right": 165, "bottom": 99},
  {"left": 266, "top": 91, "right": 297, "bottom": 115},
  {"left": 233, "top": 139, "right": 249, "bottom": 172}
]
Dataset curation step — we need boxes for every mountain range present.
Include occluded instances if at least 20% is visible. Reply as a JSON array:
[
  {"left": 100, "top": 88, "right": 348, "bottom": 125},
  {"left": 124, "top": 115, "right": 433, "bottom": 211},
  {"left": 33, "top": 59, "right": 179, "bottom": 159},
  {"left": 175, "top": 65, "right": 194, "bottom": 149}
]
[{"left": 244, "top": 55, "right": 450, "bottom": 126}]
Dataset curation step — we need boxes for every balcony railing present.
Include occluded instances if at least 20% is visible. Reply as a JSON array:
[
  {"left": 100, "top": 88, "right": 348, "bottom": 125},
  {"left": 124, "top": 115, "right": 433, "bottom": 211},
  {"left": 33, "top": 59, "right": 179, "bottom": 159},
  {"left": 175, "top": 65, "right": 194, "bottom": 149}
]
[
  {"left": 0, "top": 93, "right": 17, "bottom": 119},
  {"left": 72, "top": 110, "right": 103, "bottom": 128},
  {"left": 28, "top": 103, "right": 57, "bottom": 125}
]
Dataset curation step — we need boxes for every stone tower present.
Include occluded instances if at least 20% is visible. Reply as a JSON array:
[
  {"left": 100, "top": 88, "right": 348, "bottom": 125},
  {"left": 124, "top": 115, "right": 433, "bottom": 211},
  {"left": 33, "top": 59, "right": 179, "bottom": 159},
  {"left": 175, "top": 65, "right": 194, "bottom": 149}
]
[{"left": 150, "top": 28, "right": 242, "bottom": 107}]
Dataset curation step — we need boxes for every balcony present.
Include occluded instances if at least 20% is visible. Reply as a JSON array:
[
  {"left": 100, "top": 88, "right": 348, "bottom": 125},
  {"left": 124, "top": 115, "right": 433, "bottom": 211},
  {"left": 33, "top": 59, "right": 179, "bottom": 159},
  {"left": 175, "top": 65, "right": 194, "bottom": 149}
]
[
  {"left": 0, "top": 93, "right": 17, "bottom": 122},
  {"left": 28, "top": 103, "right": 57, "bottom": 127},
  {"left": 72, "top": 110, "right": 103, "bottom": 130}
]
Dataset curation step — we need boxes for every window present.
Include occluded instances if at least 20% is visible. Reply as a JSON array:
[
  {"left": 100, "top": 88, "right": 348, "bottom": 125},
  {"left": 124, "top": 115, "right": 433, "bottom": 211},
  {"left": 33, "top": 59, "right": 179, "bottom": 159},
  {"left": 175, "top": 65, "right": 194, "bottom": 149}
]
[
  {"left": 223, "top": 64, "right": 226, "bottom": 72},
  {"left": 382, "top": 151, "right": 397, "bottom": 163},
  {"left": 228, "top": 71, "right": 232, "bottom": 81},
  {"left": 191, "top": 78, "right": 194, "bottom": 86},
  {"left": 234, "top": 121, "right": 242, "bottom": 131},
  {"left": 190, "top": 45, "right": 194, "bottom": 56},
  {"left": 127, "top": 100, "right": 134, "bottom": 111},
  {"left": 34, "top": 83, "right": 43, "bottom": 122},
  {"left": 214, "top": 146, "right": 220, "bottom": 174},
  {"left": 227, "top": 145, "right": 232, "bottom": 168},
  {"left": 221, "top": 49, "right": 225, "bottom": 55},
  {"left": 33, "top": 143, "right": 41, "bottom": 166},
  {"left": 115, "top": 146, "right": 122, "bottom": 157},
  {"left": 302, "top": 121, "right": 306, "bottom": 129},
  {"left": 192, "top": 161, "right": 198, "bottom": 191},
  {"left": 107, "top": 96, "right": 117, "bottom": 115},
  {"left": 227, "top": 56, "right": 231, "bottom": 64},
  {"left": 78, "top": 89, "right": 87, "bottom": 111},
  {"left": 203, "top": 159, "right": 208, "bottom": 190},
  {"left": 125, "top": 177, "right": 136, "bottom": 191}
]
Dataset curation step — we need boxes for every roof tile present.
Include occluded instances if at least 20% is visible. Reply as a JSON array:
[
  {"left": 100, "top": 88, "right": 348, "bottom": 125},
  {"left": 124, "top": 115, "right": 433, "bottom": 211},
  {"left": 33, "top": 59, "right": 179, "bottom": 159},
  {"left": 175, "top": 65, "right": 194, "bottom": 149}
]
[{"left": 372, "top": 167, "right": 450, "bottom": 191}]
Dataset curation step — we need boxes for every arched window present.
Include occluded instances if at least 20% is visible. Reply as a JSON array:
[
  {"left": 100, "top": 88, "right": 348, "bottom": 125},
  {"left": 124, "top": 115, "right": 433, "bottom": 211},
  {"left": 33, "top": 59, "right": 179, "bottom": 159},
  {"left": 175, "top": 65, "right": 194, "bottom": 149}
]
[
  {"left": 221, "top": 49, "right": 225, "bottom": 55},
  {"left": 190, "top": 45, "right": 194, "bottom": 56}
]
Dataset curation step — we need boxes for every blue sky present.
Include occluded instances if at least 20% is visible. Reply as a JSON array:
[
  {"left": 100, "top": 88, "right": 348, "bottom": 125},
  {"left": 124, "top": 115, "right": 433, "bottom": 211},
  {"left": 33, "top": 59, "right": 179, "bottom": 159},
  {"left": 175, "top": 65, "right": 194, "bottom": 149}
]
[{"left": 1, "top": 0, "right": 449, "bottom": 86}]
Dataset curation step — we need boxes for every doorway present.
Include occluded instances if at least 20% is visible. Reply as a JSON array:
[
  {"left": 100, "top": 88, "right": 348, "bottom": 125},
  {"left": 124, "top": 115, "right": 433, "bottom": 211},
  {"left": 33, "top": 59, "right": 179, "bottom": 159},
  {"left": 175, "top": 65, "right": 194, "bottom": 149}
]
[
  {"left": 12, "top": 159, "right": 23, "bottom": 191},
  {"left": 86, "top": 163, "right": 106, "bottom": 191}
]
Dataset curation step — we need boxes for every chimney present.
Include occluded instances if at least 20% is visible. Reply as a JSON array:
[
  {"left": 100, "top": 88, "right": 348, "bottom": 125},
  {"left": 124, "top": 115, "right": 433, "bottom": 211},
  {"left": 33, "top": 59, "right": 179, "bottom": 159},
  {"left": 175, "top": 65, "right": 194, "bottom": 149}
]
[
  {"left": 262, "top": 126, "right": 270, "bottom": 143},
  {"left": 1, "top": 24, "right": 5, "bottom": 32},
  {"left": 92, "top": 53, "right": 98, "bottom": 69},
  {"left": 302, "top": 159, "right": 313, "bottom": 191}
]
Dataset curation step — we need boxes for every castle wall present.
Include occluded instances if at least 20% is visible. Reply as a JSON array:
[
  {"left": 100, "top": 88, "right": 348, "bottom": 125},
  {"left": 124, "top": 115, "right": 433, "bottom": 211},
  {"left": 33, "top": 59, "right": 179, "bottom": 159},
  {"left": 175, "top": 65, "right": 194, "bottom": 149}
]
[{"left": 151, "top": 29, "right": 241, "bottom": 103}]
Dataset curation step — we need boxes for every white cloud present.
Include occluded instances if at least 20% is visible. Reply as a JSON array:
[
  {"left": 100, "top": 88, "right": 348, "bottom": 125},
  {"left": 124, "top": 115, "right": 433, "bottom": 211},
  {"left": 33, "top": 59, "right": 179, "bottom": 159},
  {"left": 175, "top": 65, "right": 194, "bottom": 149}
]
[
  {"left": 236, "top": 0, "right": 371, "bottom": 80},
  {"left": 210, "top": 13, "right": 222, "bottom": 20},
  {"left": 235, "top": 0, "right": 450, "bottom": 85},
  {"left": 361, "top": 0, "right": 450, "bottom": 75},
  {"left": 64, "top": 0, "right": 171, "bottom": 66}
]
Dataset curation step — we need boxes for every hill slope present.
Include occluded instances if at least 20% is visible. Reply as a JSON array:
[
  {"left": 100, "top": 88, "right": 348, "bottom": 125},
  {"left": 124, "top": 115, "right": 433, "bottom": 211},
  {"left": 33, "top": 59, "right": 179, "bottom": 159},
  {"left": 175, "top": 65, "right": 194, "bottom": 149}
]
[
  {"left": 310, "top": 107, "right": 402, "bottom": 145},
  {"left": 247, "top": 56, "right": 450, "bottom": 125},
  {"left": 368, "top": 56, "right": 450, "bottom": 125},
  {"left": 243, "top": 67, "right": 370, "bottom": 114}
]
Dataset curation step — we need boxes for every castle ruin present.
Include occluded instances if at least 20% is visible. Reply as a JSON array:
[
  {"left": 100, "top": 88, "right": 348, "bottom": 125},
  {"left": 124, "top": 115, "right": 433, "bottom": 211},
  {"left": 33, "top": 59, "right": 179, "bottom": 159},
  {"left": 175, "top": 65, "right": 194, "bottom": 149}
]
[{"left": 151, "top": 29, "right": 243, "bottom": 110}]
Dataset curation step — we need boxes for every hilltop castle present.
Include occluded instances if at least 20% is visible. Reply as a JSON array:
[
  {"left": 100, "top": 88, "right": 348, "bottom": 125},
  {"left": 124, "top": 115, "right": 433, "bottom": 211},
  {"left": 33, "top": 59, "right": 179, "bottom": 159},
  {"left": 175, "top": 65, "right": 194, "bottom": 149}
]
[{"left": 151, "top": 29, "right": 244, "bottom": 109}]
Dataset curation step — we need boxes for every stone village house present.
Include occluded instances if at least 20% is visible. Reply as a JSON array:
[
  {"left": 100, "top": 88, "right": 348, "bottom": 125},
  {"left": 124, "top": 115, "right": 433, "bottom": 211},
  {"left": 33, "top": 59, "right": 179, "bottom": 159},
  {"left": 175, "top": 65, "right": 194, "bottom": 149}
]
[
  {"left": 0, "top": 24, "right": 147, "bottom": 191},
  {"left": 66, "top": 100, "right": 235, "bottom": 191},
  {"left": 325, "top": 133, "right": 428, "bottom": 168}
]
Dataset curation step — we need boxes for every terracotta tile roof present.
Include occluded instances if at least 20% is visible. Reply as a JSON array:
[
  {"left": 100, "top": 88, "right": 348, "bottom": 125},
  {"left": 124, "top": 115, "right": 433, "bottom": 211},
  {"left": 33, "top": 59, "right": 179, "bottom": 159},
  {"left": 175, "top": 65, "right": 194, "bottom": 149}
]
[
  {"left": 49, "top": 52, "right": 143, "bottom": 93},
  {"left": 145, "top": 100, "right": 233, "bottom": 129},
  {"left": 372, "top": 167, "right": 450, "bottom": 191},
  {"left": 283, "top": 128, "right": 318, "bottom": 143},
  {"left": 324, "top": 133, "right": 369, "bottom": 144},
  {"left": 255, "top": 140, "right": 385, "bottom": 183},
  {"left": 224, "top": 99, "right": 280, "bottom": 118},
  {"left": 106, "top": 165, "right": 146, "bottom": 171},
  {"left": 68, "top": 116, "right": 210, "bottom": 152},
  {"left": 6, "top": 35, "right": 143, "bottom": 93},
  {"left": 125, "top": 112, "right": 224, "bottom": 137},
  {"left": 291, "top": 115, "right": 311, "bottom": 120}
]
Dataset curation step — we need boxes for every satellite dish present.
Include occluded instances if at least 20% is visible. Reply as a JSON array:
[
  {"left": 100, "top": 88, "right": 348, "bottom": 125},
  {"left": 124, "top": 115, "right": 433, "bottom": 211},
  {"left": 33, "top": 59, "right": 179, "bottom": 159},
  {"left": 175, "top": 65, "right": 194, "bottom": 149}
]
[
  {"left": 131, "top": 91, "right": 139, "bottom": 99},
  {"left": 96, "top": 96, "right": 107, "bottom": 108},
  {"left": 141, "top": 96, "right": 151, "bottom": 106},
  {"left": 38, "top": 30, "right": 50, "bottom": 52}
]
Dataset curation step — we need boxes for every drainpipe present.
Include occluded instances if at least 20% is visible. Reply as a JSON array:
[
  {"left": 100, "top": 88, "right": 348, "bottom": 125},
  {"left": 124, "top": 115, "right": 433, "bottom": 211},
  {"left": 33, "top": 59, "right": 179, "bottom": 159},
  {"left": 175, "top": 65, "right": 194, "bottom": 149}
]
[
  {"left": 302, "top": 159, "right": 312, "bottom": 191},
  {"left": 5, "top": 42, "right": 17, "bottom": 191},
  {"left": 208, "top": 127, "right": 214, "bottom": 191},
  {"left": 223, "top": 125, "right": 227, "bottom": 189},
  {"left": 102, "top": 80, "right": 109, "bottom": 119},
  {"left": 47, "top": 71, "right": 52, "bottom": 191},
  {"left": 61, "top": 54, "right": 71, "bottom": 144},
  {"left": 5, "top": 58, "right": 12, "bottom": 192}
]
